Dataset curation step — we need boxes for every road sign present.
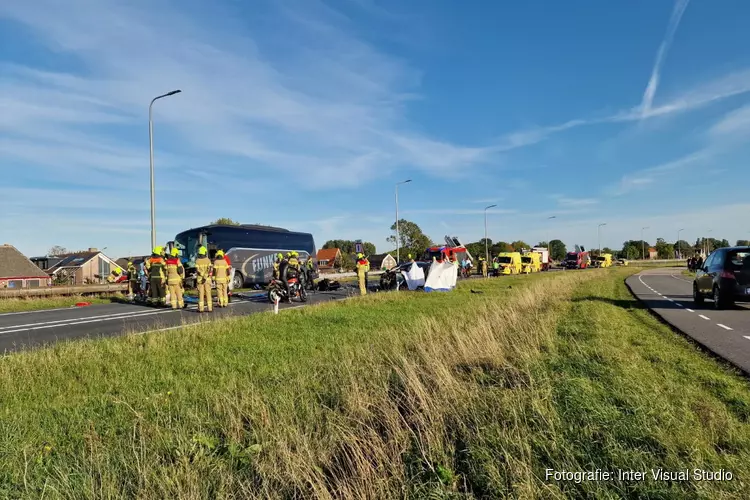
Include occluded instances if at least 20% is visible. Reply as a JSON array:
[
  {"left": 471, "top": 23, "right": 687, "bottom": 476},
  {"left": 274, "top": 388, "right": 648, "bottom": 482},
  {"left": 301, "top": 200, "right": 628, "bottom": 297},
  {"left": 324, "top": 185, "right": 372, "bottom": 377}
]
[{"left": 355, "top": 240, "right": 363, "bottom": 254}]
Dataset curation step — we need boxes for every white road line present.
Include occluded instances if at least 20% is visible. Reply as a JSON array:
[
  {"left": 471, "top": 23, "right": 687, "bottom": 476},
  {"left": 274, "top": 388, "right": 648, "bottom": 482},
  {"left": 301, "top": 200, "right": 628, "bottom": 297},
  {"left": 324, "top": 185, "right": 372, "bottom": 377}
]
[
  {"left": 676, "top": 303, "right": 684, "bottom": 307},
  {"left": 698, "top": 314, "right": 710, "bottom": 320},
  {"left": 717, "top": 324, "right": 733, "bottom": 331},
  {"left": 0, "top": 306, "right": 91, "bottom": 317},
  {"left": 686, "top": 308, "right": 695, "bottom": 313},
  {"left": 744, "top": 336, "right": 750, "bottom": 341},
  {"left": 0, "top": 309, "right": 174, "bottom": 335},
  {"left": 0, "top": 309, "right": 159, "bottom": 331}
]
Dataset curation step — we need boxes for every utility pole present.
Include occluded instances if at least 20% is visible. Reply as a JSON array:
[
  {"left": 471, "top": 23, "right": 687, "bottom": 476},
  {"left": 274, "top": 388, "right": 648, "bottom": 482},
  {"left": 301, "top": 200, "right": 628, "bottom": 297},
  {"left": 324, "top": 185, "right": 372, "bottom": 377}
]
[
  {"left": 677, "top": 228, "right": 684, "bottom": 259},
  {"left": 598, "top": 223, "right": 607, "bottom": 257},
  {"left": 641, "top": 226, "right": 649, "bottom": 260},
  {"left": 394, "top": 179, "right": 411, "bottom": 291},
  {"left": 149, "top": 89, "right": 182, "bottom": 250},
  {"left": 484, "top": 204, "right": 497, "bottom": 268}
]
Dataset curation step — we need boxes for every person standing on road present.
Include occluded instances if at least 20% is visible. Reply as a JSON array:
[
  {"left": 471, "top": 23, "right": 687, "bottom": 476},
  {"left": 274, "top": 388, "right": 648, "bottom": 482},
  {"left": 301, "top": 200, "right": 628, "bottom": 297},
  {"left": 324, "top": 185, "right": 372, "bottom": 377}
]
[
  {"left": 165, "top": 248, "right": 186, "bottom": 309},
  {"left": 126, "top": 261, "right": 138, "bottom": 300},
  {"left": 356, "top": 253, "right": 370, "bottom": 295},
  {"left": 481, "top": 257, "right": 488, "bottom": 278},
  {"left": 273, "top": 253, "right": 283, "bottom": 280},
  {"left": 213, "top": 250, "right": 231, "bottom": 308},
  {"left": 145, "top": 247, "right": 167, "bottom": 307},
  {"left": 195, "top": 246, "right": 213, "bottom": 313},
  {"left": 306, "top": 256, "right": 315, "bottom": 290}
]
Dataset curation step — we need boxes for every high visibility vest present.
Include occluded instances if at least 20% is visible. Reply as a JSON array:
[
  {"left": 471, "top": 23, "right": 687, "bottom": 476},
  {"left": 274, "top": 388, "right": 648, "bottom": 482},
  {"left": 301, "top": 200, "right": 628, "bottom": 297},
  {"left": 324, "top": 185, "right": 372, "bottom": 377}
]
[
  {"left": 288, "top": 257, "right": 300, "bottom": 271},
  {"left": 195, "top": 257, "right": 212, "bottom": 284},
  {"left": 127, "top": 264, "right": 137, "bottom": 281},
  {"left": 147, "top": 257, "right": 165, "bottom": 280},
  {"left": 165, "top": 258, "right": 184, "bottom": 285},
  {"left": 306, "top": 259, "right": 314, "bottom": 270},
  {"left": 213, "top": 258, "right": 230, "bottom": 283},
  {"left": 357, "top": 259, "right": 370, "bottom": 274}
]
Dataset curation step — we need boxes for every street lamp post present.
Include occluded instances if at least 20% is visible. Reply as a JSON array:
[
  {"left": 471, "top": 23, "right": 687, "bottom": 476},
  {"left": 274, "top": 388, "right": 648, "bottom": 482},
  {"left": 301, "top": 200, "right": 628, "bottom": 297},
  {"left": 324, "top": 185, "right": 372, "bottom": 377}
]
[
  {"left": 677, "top": 228, "right": 684, "bottom": 259},
  {"left": 598, "top": 223, "right": 607, "bottom": 256},
  {"left": 641, "top": 226, "right": 649, "bottom": 260},
  {"left": 149, "top": 89, "right": 182, "bottom": 250},
  {"left": 705, "top": 229, "right": 713, "bottom": 257},
  {"left": 394, "top": 179, "right": 412, "bottom": 266},
  {"left": 99, "top": 246, "right": 108, "bottom": 284},
  {"left": 484, "top": 204, "right": 497, "bottom": 267}
]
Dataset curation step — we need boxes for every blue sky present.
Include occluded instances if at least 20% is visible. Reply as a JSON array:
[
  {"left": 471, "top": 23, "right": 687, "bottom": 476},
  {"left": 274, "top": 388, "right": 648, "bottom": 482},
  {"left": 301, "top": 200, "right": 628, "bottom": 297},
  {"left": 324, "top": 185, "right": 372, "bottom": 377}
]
[{"left": 2, "top": 0, "right": 750, "bottom": 258}]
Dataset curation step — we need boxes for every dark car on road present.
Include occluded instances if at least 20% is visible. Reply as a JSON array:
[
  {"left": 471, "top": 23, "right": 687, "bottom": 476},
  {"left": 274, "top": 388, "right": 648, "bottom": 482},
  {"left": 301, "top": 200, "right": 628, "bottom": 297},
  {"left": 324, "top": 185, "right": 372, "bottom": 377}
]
[
  {"left": 380, "top": 261, "right": 431, "bottom": 291},
  {"left": 693, "top": 246, "right": 750, "bottom": 309}
]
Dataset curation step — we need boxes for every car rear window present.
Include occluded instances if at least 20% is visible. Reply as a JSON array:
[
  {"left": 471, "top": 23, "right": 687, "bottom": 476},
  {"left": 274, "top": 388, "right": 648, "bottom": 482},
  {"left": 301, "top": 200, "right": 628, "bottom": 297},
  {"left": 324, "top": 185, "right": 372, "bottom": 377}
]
[{"left": 727, "top": 251, "right": 750, "bottom": 270}]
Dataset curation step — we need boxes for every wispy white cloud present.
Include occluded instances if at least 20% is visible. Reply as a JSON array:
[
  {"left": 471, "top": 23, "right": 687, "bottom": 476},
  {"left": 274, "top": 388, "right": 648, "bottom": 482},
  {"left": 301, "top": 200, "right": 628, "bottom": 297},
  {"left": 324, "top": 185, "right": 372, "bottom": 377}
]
[
  {"left": 0, "top": 0, "right": 498, "bottom": 191},
  {"left": 403, "top": 208, "right": 518, "bottom": 216},
  {"left": 554, "top": 197, "right": 599, "bottom": 207},
  {"left": 709, "top": 103, "right": 750, "bottom": 138},
  {"left": 640, "top": 0, "right": 691, "bottom": 117},
  {"left": 606, "top": 150, "right": 708, "bottom": 196}
]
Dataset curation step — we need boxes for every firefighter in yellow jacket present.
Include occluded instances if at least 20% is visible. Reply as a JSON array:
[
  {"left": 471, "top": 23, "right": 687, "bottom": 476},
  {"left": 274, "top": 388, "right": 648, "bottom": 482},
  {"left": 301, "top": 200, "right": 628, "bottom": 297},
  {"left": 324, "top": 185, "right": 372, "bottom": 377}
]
[
  {"left": 213, "top": 250, "right": 231, "bottom": 307},
  {"left": 145, "top": 247, "right": 167, "bottom": 306},
  {"left": 165, "top": 248, "right": 185, "bottom": 309},
  {"left": 273, "top": 253, "right": 283, "bottom": 280},
  {"left": 195, "top": 246, "right": 213, "bottom": 313},
  {"left": 356, "top": 253, "right": 369, "bottom": 296}
]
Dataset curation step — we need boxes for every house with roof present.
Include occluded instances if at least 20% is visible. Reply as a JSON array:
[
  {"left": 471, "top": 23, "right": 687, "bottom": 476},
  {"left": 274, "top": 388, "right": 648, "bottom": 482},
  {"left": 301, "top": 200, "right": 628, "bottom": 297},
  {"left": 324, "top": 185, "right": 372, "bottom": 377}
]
[
  {"left": 648, "top": 247, "right": 658, "bottom": 259},
  {"left": 368, "top": 253, "right": 397, "bottom": 270},
  {"left": 316, "top": 248, "right": 342, "bottom": 273},
  {"left": 47, "top": 248, "right": 121, "bottom": 285},
  {"left": 0, "top": 244, "right": 52, "bottom": 289}
]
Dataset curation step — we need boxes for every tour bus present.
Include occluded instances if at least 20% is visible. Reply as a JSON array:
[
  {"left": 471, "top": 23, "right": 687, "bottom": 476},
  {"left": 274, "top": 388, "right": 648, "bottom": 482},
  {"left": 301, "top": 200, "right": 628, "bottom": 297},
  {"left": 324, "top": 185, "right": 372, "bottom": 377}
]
[{"left": 167, "top": 224, "right": 317, "bottom": 289}]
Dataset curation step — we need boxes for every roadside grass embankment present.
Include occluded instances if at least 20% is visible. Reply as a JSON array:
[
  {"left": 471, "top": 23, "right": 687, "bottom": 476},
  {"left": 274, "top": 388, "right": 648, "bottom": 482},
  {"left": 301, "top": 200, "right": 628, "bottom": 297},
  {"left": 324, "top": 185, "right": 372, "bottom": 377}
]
[{"left": 1, "top": 267, "right": 749, "bottom": 498}]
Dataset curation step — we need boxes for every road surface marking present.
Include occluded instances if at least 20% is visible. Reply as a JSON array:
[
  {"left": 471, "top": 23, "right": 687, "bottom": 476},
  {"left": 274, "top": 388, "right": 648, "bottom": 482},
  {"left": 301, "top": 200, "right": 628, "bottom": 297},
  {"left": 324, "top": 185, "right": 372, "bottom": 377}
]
[
  {"left": 676, "top": 303, "right": 684, "bottom": 307},
  {"left": 699, "top": 314, "right": 710, "bottom": 320},
  {"left": 686, "top": 308, "right": 695, "bottom": 313},
  {"left": 717, "top": 324, "right": 733, "bottom": 331},
  {"left": 0, "top": 306, "right": 89, "bottom": 317},
  {"left": 666, "top": 298, "right": 674, "bottom": 302},
  {"left": 0, "top": 310, "right": 174, "bottom": 335},
  {"left": 744, "top": 336, "right": 750, "bottom": 341},
  {"left": 0, "top": 309, "right": 158, "bottom": 331}
]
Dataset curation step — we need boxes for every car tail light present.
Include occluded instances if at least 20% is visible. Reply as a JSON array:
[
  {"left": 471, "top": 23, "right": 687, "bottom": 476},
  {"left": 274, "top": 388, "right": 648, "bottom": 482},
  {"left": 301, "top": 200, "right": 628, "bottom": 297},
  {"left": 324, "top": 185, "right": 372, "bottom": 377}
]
[{"left": 720, "top": 270, "right": 735, "bottom": 279}]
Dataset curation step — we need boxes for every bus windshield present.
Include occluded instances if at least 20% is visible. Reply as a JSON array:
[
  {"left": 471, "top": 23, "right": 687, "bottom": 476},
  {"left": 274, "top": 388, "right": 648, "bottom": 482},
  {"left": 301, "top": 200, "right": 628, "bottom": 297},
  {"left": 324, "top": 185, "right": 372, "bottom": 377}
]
[
  {"left": 174, "top": 230, "right": 204, "bottom": 266},
  {"left": 498, "top": 256, "right": 512, "bottom": 264}
]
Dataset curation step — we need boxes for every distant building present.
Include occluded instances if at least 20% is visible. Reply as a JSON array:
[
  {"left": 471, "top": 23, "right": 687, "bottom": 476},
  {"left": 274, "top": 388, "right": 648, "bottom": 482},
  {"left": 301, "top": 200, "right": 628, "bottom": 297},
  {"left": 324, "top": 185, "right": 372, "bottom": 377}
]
[
  {"left": 0, "top": 244, "right": 52, "bottom": 289},
  {"left": 316, "top": 248, "right": 342, "bottom": 273},
  {"left": 648, "top": 247, "right": 658, "bottom": 259},
  {"left": 47, "top": 248, "right": 121, "bottom": 285},
  {"left": 368, "top": 253, "right": 397, "bottom": 270}
]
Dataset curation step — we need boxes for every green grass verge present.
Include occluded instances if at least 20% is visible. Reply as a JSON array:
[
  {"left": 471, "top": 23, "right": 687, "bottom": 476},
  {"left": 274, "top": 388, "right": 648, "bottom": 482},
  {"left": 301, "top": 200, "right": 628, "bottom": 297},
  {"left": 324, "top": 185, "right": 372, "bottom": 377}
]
[
  {"left": 0, "top": 295, "right": 116, "bottom": 314},
  {"left": 0, "top": 268, "right": 749, "bottom": 498}
]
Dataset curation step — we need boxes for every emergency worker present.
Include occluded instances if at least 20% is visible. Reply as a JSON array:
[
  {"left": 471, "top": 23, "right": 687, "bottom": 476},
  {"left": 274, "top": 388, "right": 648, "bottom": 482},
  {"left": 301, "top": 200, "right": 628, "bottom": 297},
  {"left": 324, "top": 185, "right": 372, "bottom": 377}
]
[
  {"left": 273, "top": 253, "right": 283, "bottom": 280},
  {"left": 286, "top": 251, "right": 301, "bottom": 299},
  {"left": 306, "top": 256, "right": 315, "bottom": 289},
  {"left": 195, "top": 246, "right": 213, "bottom": 313},
  {"left": 127, "top": 261, "right": 138, "bottom": 298},
  {"left": 356, "top": 253, "right": 370, "bottom": 295},
  {"left": 146, "top": 247, "right": 167, "bottom": 306},
  {"left": 165, "top": 248, "right": 186, "bottom": 309},
  {"left": 480, "top": 257, "right": 488, "bottom": 278},
  {"left": 278, "top": 253, "right": 291, "bottom": 301},
  {"left": 213, "top": 250, "right": 231, "bottom": 307}
]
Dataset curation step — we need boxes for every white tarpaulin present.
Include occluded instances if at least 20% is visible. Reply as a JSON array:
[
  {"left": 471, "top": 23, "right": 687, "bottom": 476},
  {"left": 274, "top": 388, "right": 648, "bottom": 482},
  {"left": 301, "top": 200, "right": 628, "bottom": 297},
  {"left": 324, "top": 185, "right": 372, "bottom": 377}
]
[
  {"left": 424, "top": 260, "right": 457, "bottom": 292},
  {"left": 402, "top": 262, "right": 425, "bottom": 290}
]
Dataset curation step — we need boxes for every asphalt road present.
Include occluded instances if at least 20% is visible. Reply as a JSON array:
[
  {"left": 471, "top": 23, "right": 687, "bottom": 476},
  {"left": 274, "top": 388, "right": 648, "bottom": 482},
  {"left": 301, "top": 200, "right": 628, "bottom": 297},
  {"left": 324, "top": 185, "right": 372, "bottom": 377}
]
[
  {"left": 0, "top": 287, "right": 353, "bottom": 353},
  {"left": 626, "top": 267, "right": 750, "bottom": 374}
]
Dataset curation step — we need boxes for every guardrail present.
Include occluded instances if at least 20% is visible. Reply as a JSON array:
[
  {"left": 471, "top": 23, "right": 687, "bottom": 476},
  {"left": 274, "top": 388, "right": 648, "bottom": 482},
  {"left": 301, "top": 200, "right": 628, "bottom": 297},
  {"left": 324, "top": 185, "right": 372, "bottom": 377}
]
[{"left": 0, "top": 283, "right": 128, "bottom": 298}]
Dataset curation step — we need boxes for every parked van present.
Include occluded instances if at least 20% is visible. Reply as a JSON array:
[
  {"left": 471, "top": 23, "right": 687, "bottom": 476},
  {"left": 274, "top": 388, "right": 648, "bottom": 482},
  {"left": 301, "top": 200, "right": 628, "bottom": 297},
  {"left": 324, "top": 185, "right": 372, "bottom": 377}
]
[
  {"left": 592, "top": 253, "right": 613, "bottom": 268},
  {"left": 521, "top": 252, "right": 541, "bottom": 274},
  {"left": 497, "top": 252, "right": 522, "bottom": 275}
]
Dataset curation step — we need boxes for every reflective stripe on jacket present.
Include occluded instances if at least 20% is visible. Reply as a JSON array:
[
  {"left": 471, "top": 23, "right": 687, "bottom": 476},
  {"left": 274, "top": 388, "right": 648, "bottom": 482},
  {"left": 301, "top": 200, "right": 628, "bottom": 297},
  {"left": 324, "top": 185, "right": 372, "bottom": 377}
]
[
  {"left": 165, "top": 258, "right": 184, "bottom": 285},
  {"left": 195, "top": 257, "right": 213, "bottom": 284},
  {"left": 147, "top": 257, "right": 165, "bottom": 280},
  {"left": 213, "top": 258, "right": 230, "bottom": 283}
]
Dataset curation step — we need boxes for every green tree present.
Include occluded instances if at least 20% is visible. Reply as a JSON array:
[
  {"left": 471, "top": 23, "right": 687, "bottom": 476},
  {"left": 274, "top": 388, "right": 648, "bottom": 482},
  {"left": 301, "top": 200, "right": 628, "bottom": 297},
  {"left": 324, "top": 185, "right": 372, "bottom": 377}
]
[
  {"left": 548, "top": 239, "right": 567, "bottom": 261},
  {"left": 622, "top": 240, "right": 650, "bottom": 260},
  {"left": 737, "top": 240, "right": 750, "bottom": 247},
  {"left": 333, "top": 252, "right": 354, "bottom": 271},
  {"left": 674, "top": 240, "right": 691, "bottom": 257},
  {"left": 211, "top": 218, "right": 241, "bottom": 225},
  {"left": 386, "top": 220, "right": 433, "bottom": 261},
  {"left": 510, "top": 240, "right": 530, "bottom": 251},
  {"left": 490, "top": 242, "right": 513, "bottom": 255},
  {"left": 655, "top": 238, "right": 674, "bottom": 259},
  {"left": 322, "top": 240, "right": 377, "bottom": 256}
]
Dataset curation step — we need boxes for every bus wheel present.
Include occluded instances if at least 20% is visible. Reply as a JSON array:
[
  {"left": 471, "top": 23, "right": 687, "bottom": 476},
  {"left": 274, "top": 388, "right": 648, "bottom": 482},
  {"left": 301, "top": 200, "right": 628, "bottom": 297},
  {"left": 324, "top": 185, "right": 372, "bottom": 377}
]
[{"left": 232, "top": 272, "right": 244, "bottom": 290}]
